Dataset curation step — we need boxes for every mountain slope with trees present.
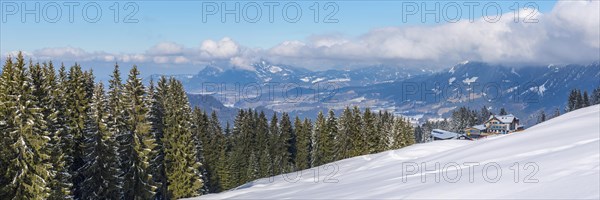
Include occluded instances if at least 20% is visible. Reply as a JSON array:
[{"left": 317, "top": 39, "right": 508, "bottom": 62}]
[{"left": 0, "top": 53, "right": 416, "bottom": 199}]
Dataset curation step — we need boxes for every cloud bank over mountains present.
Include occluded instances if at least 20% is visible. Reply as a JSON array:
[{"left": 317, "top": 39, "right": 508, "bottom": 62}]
[{"left": 4, "top": 0, "right": 599, "bottom": 71}]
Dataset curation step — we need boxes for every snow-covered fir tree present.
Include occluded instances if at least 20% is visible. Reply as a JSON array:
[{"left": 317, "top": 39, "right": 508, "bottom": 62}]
[
  {"left": 3, "top": 54, "right": 53, "bottom": 199},
  {"left": 119, "top": 66, "right": 157, "bottom": 199},
  {"left": 162, "top": 78, "right": 203, "bottom": 198},
  {"left": 79, "top": 83, "right": 120, "bottom": 199}
]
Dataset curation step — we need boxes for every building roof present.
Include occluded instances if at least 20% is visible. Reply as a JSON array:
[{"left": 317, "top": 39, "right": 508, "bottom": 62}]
[
  {"left": 431, "top": 129, "right": 459, "bottom": 139},
  {"left": 488, "top": 114, "right": 518, "bottom": 124},
  {"left": 472, "top": 124, "right": 486, "bottom": 130}
]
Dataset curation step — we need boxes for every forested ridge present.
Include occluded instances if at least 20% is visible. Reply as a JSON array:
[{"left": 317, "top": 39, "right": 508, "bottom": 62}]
[{"left": 0, "top": 53, "right": 416, "bottom": 199}]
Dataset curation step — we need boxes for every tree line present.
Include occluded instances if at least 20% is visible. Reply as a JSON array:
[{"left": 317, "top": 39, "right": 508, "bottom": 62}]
[
  {"left": 414, "top": 86, "right": 600, "bottom": 140},
  {"left": 199, "top": 106, "right": 415, "bottom": 192},
  {"left": 537, "top": 87, "right": 600, "bottom": 124},
  {"left": 0, "top": 53, "right": 415, "bottom": 199},
  {"left": 567, "top": 88, "right": 599, "bottom": 112}
]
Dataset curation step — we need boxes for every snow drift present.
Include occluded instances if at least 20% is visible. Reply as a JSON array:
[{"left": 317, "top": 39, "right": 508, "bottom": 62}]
[{"left": 190, "top": 105, "right": 600, "bottom": 199}]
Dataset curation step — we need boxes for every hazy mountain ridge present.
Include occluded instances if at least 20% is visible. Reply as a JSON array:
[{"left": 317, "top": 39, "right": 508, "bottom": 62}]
[{"left": 149, "top": 61, "right": 600, "bottom": 126}]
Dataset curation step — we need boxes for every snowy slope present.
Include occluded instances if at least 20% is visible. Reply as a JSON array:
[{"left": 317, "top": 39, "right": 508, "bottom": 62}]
[{"left": 190, "top": 105, "right": 600, "bottom": 199}]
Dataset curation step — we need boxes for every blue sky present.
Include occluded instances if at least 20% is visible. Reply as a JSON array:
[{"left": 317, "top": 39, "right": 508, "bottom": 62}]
[
  {"left": 1, "top": 0, "right": 598, "bottom": 79},
  {"left": 1, "top": 1, "right": 558, "bottom": 52}
]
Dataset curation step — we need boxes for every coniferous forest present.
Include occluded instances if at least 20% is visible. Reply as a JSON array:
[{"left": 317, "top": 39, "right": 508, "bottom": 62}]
[{"left": 0, "top": 53, "right": 416, "bottom": 199}]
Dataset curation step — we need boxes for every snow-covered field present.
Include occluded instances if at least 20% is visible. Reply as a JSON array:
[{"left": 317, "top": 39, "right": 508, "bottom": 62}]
[{"left": 191, "top": 105, "right": 600, "bottom": 199}]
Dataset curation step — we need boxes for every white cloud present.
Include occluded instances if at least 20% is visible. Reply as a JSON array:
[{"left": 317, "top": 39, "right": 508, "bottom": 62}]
[
  {"left": 147, "top": 42, "right": 185, "bottom": 55},
  {"left": 3, "top": 51, "right": 33, "bottom": 58},
  {"left": 119, "top": 54, "right": 147, "bottom": 63},
  {"left": 269, "top": 41, "right": 306, "bottom": 57},
  {"left": 34, "top": 47, "right": 91, "bottom": 60},
  {"left": 174, "top": 56, "right": 190, "bottom": 64},
  {"left": 550, "top": 0, "right": 599, "bottom": 48},
  {"left": 265, "top": 0, "right": 599, "bottom": 68},
  {"left": 200, "top": 37, "right": 240, "bottom": 59},
  {"left": 229, "top": 56, "right": 255, "bottom": 71},
  {"left": 102, "top": 55, "right": 115, "bottom": 62}
]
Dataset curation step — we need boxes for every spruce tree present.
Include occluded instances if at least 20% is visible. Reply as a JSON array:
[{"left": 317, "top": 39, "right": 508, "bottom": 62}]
[
  {"left": 245, "top": 152, "right": 259, "bottom": 183},
  {"left": 47, "top": 63, "right": 73, "bottom": 200},
  {"left": 268, "top": 113, "right": 281, "bottom": 175},
  {"left": 0, "top": 56, "right": 15, "bottom": 199},
  {"left": 324, "top": 110, "right": 338, "bottom": 162},
  {"left": 380, "top": 112, "right": 391, "bottom": 150},
  {"left": 35, "top": 62, "right": 74, "bottom": 200},
  {"left": 379, "top": 111, "right": 395, "bottom": 151},
  {"left": 312, "top": 111, "right": 332, "bottom": 166},
  {"left": 575, "top": 89, "right": 584, "bottom": 109},
  {"left": 148, "top": 78, "right": 168, "bottom": 199},
  {"left": 303, "top": 118, "right": 313, "bottom": 168},
  {"left": 336, "top": 107, "right": 353, "bottom": 159},
  {"left": 592, "top": 87, "right": 600, "bottom": 105},
  {"left": 311, "top": 111, "right": 323, "bottom": 167},
  {"left": 207, "top": 111, "right": 224, "bottom": 192},
  {"left": 583, "top": 91, "right": 590, "bottom": 107},
  {"left": 280, "top": 113, "right": 296, "bottom": 172},
  {"left": 79, "top": 83, "right": 120, "bottom": 200},
  {"left": 567, "top": 89, "right": 578, "bottom": 112},
  {"left": 363, "top": 108, "right": 379, "bottom": 154},
  {"left": 399, "top": 118, "right": 415, "bottom": 147},
  {"left": 65, "top": 64, "right": 92, "bottom": 199},
  {"left": 538, "top": 110, "right": 546, "bottom": 124},
  {"left": 295, "top": 117, "right": 311, "bottom": 170},
  {"left": 230, "top": 109, "right": 255, "bottom": 184},
  {"left": 192, "top": 108, "right": 210, "bottom": 195},
  {"left": 106, "top": 64, "right": 128, "bottom": 198},
  {"left": 216, "top": 122, "right": 235, "bottom": 190},
  {"left": 244, "top": 110, "right": 259, "bottom": 180},
  {"left": 119, "top": 66, "right": 157, "bottom": 199},
  {"left": 191, "top": 110, "right": 225, "bottom": 193},
  {"left": 4, "top": 54, "right": 52, "bottom": 199},
  {"left": 162, "top": 78, "right": 203, "bottom": 198},
  {"left": 391, "top": 118, "right": 405, "bottom": 149},
  {"left": 31, "top": 62, "right": 58, "bottom": 196},
  {"left": 499, "top": 107, "right": 507, "bottom": 115},
  {"left": 256, "top": 111, "right": 271, "bottom": 178},
  {"left": 480, "top": 106, "right": 491, "bottom": 123},
  {"left": 413, "top": 126, "right": 424, "bottom": 144},
  {"left": 350, "top": 106, "right": 365, "bottom": 157},
  {"left": 552, "top": 108, "right": 561, "bottom": 118}
]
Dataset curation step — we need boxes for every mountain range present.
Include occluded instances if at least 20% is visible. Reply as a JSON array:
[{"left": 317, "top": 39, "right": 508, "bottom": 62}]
[{"left": 148, "top": 60, "right": 600, "bottom": 126}]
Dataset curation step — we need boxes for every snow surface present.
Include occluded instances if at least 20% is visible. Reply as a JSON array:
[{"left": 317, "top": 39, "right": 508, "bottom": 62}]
[
  {"left": 511, "top": 68, "right": 521, "bottom": 77},
  {"left": 190, "top": 105, "right": 600, "bottom": 199},
  {"left": 269, "top": 66, "right": 283, "bottom": 73},
  {"left": 529, "top": 83, "right": 547, "bottom": 96},
  {"left": 327, "top": 78, "right": 351, "bottom": 83},
  {"left": 311, "top": 78, "right": 325, "bottom": 83},
  {"left": 462, "top": 77, "right": 479, "bottom": 85},
  {"left": 300, "top": 77, "right": 311, "bottom": 82},
  {"left": 448, "top": 77, "right": 456, "bottom": 85}
]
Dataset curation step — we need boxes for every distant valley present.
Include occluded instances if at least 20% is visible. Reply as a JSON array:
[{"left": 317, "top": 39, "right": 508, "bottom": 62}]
[{"left": 149, "top": 61, "right": 600, "bottom": 126}]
